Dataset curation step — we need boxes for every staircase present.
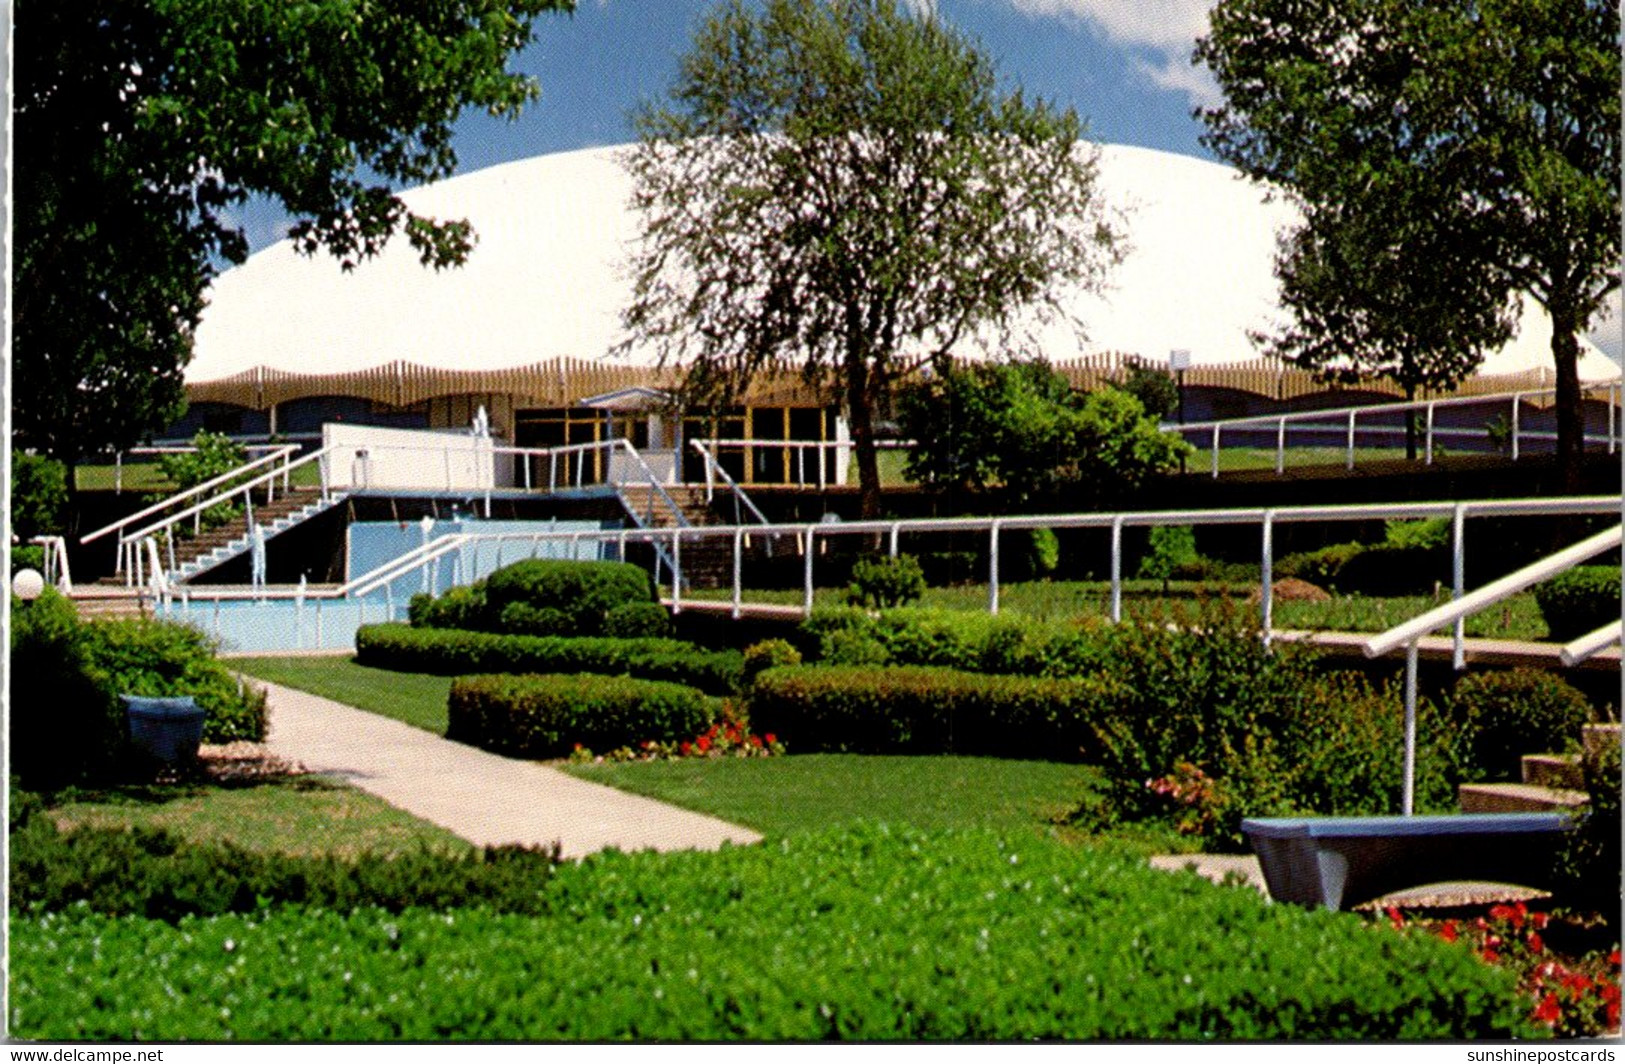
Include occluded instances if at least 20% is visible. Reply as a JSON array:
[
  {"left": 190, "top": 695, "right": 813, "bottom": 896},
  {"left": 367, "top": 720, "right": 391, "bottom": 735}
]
[
  {"left": 1459, "top": 723, "right": 1619, "bottom": 813},
  {"left": 617, "top": 484, "right": 766, "bottom": 589},
  {"left": 67, "top": 586, "right": 155, "bottom": 621},
  {"left": 157, "top": 487, "right": 347, "bottom": 584}
]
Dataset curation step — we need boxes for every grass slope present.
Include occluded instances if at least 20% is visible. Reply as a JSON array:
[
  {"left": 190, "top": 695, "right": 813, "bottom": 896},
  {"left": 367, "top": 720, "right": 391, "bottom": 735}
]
[
  {"left": 231, "top": 656, "right": 452, "bottom": 733},
  {"left": 46, "top": 776, "right": 470, "bottom": 858}
]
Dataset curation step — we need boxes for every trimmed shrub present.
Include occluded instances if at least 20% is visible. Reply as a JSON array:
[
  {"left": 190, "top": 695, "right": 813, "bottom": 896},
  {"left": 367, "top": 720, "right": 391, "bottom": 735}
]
[
  {"left": 9, "top": 824, "right": 1538, "bottom": 1040},
  {"left": 603, "top": 601, "right": 672, "bottom": 639},
  {"left": 1448, "top": 669, "right": 1594, "bottom": 781},
  {"left": 1534, "top": 566, "right": 1621, "bottom": 643},
  {"left": 498, "top": 601, "right": 571, "bottom": 637},
  {"left": 447, "top": 673, "right": 716, "bottom": 759},
  {"left": 79, "top": 618, "right": 268, "bottom": 744},
  {"left": 10, "top": 589, "right": 124, "bottom": 789},
  {"left": 1138, "top": 525, "right": 1199, "bottom": 589},
  {"left": 9, "top": 810, "right": 561, "bottom": 922},
  {"left": 355, "top": 624, "right": 744, "bottom": 695},
  {"left": 408, "top": 583, "right": 487, "bottom": 630},
  {"left": 748, "top": 664, "right": 1120, "bottom": 760},
  {"left": 741, "top": 639, "right": 801, "bottom": 687},
  {"left": 483, "top": 559, "right": 654, "bottom": 635},
  {"left": 845, "top": 553, "right": 925, "bottom": 609}
]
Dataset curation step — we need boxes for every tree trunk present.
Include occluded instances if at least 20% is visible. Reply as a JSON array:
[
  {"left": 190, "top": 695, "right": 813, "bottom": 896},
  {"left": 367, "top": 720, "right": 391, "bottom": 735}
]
[
  {"left": 1549, "top": 302, "right": 1585, "bottom": 493},
  {"left": 845, "top": 353, "right": 883, "bottom": 520}
]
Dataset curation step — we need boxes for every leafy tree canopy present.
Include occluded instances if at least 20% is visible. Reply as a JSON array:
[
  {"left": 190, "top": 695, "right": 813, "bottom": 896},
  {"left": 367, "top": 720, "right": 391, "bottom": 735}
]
[
  {"left": 896, "top": 359, "right": 1190, "bottom": 507},
  {"left": 620, "top": 0, "right": 1122, "bottom": 517},
  {"left": 14, "top": 0, "right": 573, "bottom": 472},
  {"left": 1196, "top": 0, "right": 1620, "bottom": 482}
]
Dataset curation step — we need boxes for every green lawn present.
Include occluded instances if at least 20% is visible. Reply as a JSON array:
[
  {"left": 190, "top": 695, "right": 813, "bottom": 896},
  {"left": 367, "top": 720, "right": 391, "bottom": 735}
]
[
  {"left": 684, "top": 579, "right": 1551, "bottom": 639},
  {"left": 564, "top": 753, "right": 1104, "bottom": 839},
  {"left": 47, "top": 775, "right": 470, "bottom": 858},
  {"left": 231, "top": 656, "right": 453, "bottom": 733}
]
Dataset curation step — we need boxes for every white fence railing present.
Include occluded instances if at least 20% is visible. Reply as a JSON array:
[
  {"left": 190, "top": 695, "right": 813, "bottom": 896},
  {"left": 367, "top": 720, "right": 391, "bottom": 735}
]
[
  {"left": 29, "top": 535, "right": 73, "bottom": 592},
  {"left": 166, "top": 495, "right": 1619, "bottom": 651},
  {"left": 1362, "top": 524, "right": 1624, "bottom": 815},
  {"left": 1171, "top": 383, "right": 1622, "bottom": 476}
]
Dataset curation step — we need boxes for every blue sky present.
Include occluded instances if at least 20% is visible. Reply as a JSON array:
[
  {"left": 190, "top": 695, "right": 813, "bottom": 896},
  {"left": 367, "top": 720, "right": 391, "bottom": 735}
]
[
  {"left": 231, "top": 0, "right": 1621, "bottom": 359},
  {"left": 236, "top": 0, "right": 1222, "bottom": 253}
]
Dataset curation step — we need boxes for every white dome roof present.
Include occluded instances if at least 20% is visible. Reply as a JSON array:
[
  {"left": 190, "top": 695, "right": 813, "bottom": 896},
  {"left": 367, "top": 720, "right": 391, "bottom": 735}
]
[{"left": 188, "top": 142, "right": 1617, "bottom": 385}]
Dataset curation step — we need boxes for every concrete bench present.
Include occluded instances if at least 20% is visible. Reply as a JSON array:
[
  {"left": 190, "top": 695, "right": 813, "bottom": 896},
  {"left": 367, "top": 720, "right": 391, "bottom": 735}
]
[{"left": 1241, "top": 813, "right": 1574, "bottom": 911}]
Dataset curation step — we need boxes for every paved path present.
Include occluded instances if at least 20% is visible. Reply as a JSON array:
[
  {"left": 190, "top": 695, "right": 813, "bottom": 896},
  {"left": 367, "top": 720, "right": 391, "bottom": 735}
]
[{"left": 259, "top": 681, "right": 762, "bottom": 859}]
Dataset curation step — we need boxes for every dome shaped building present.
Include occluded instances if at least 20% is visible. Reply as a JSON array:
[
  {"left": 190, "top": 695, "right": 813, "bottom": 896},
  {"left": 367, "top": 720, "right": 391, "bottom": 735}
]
[{"left": 178, "top": 142, "right": 1617, "bottom": 477}]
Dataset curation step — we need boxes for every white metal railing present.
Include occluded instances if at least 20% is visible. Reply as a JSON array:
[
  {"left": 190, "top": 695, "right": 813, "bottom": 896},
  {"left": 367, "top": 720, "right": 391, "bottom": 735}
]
[
  {"left": 104, "top": 443, "right": 296, "bottom": 494},
  {"left": 113, "top": 445, "right": 337, "bottom": 585},
  {"left": 29, "top": 535, "right": 73, "bottom": 592},
  {"left": 1363, "top": 524, "right": 1623, "bottom": 816},
  {"left": 81, "top": 444, "right": 302, "bottom": 553},
  {"left": 1560, "top": 622, "right": 1624, "bottom": 667},
  {"left": 165, "top": 495, "right": 1616, "bottom": 634},
  {"left": 690, "top": 439, "right": 775, "bottom": 526},
  {"left": 1172, "top": 383, "right": 1622, "bottom": 477}
]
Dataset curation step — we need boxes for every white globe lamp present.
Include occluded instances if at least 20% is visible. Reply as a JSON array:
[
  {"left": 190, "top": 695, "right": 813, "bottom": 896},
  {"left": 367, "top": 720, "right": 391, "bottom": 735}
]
[{"left": 12, "top": 568, "right": 46, "bottom": 602}]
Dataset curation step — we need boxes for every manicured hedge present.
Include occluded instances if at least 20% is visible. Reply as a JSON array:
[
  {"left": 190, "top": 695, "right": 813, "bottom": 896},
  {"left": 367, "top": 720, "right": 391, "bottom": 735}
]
[
  {"left": 81, "top": 617, "right": 268, "bottom": 743},
  {"left": 748, "top": 665, "right": 1121, "bottom": 760},
  {"left": 355, "top": 623, "right": 743, "bottom": 695},
  {"left": 447, "top": 673, "right": 716, "bottom": 759},
  {"left": 1533, "top": 565, "right": 1621, "bottom": 643},
  {"left": 801, "top": 606, "right": 1089, "bottom": 675},
  {"left": 8, "top": 824, "right": 1539, "bottom": 1040},
  {"left": 9, "top": 801, "right": 561, "bottom": 921}
]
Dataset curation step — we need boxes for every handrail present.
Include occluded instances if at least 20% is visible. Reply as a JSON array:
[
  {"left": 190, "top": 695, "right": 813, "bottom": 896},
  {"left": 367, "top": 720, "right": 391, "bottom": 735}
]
[
  {"left": 1361, "top": 523, "right": 1622, "bottom": 816},
  {"left": 1362, "top": 525, "right": 1623, "bottom": 658},
  {"left": 689, "top": 439, "right": 774, "bottom": 524},
  {"left": 29, "top": 535, "right": 73, "bottom": 592},
  {"left": 119, "top": 445, "right": 336, "bottom": 547},
  {"left": 81, "top": 444, "right": 301, "bottom": 545},
  {"left": 1561, "top": 621, "right": 1624, "bottom": 667},
  {"left": 613, "top": 439, "right": 693, "bottom": 530}
]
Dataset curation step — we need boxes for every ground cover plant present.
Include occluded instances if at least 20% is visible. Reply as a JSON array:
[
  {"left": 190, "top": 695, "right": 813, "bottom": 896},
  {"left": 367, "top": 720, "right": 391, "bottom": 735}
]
[{"left": 9, "top": 823, "right": 1539, "bottom": 1041}]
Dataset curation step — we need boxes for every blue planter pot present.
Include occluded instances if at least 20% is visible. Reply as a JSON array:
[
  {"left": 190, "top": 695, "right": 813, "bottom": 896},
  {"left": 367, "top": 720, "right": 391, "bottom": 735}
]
[{"left": 121, "top": 695, "right": 207, "bottom": 764}]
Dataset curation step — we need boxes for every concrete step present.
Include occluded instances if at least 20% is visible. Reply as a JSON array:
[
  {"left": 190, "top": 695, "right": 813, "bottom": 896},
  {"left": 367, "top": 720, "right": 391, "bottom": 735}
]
[
  {"left": 1522, "top": 753, "right": 1584, "bottom": 789},
  {"left": 1458, "top": 782, "right": 1589, "bottom": 814},
  {"left": 1584, "top": 722, "right": 1621, "bottom": 760}
]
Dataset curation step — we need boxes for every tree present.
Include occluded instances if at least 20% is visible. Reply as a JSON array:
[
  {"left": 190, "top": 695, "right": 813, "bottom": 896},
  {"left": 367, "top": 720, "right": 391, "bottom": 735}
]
[
  {"left": 895, "top": 358, "right": 1190, "bottom": 507},
  {"left": 1196, "top": 0, "right": 1619, "bottom": 485},
  {"left": 14, "top": 0, "right": 572, "bottom": 481},
  {"left": 620, "top": 0, "right": 1122, "bottom": 518}
]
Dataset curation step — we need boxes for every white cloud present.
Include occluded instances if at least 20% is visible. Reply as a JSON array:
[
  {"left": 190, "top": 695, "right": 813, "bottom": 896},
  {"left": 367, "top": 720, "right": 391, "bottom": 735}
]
[{"left": 998, "top": 0, "right": 1219, "bottom": 105}]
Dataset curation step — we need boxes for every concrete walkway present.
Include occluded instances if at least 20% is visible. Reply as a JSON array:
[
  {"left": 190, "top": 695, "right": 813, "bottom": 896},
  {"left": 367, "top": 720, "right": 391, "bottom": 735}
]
[{"left": 259, "top": 681, "right": 763, "bottom": 859}]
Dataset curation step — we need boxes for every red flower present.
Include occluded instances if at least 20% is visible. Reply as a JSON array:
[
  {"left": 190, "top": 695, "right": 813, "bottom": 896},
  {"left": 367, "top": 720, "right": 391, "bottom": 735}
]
[
  {"left": 696, "top": 735, "right": 712, "bottom": 753},
  {"left": 764, "top": 733, "right": 776, "bottom": 746},
  {"left": 1386, "top": 906, "right": 1405, "bottom": 929},
  {"left": 1525, "top": 932, "right": 1544, "bottom": 954},
  {"left": 1562, "top": 973, "right": 1593, "bottom": 995},
  {"left": 1610, "top": 949, "right": 1622, "bottom": 968},
  {"left": 1489, "top": 903, "right": 1525, "bottom": 929},
  {"left": 1533, "top": 993, "right": 1562, "bottom": 1027},
  {"left": 1481, "top": 948, "right": 1500, "bottom": 965},
  {"left": 680, "top": 741, "right": 692, "bottom": 756},
  {"left": 1530, "top": 911, "right": 1550, "bottom": 931},
  {"left": 1437, "top": 922, "right": 1459, "bottom": 944}
]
